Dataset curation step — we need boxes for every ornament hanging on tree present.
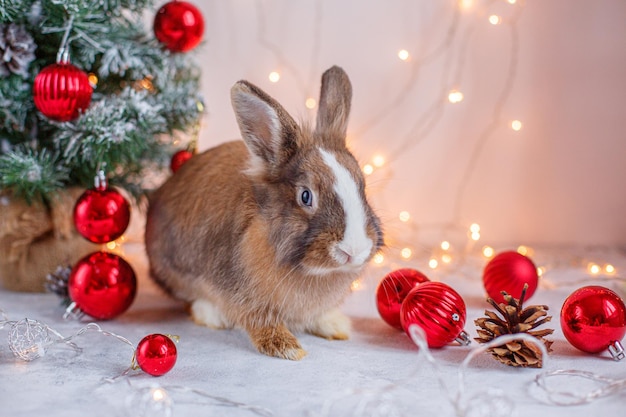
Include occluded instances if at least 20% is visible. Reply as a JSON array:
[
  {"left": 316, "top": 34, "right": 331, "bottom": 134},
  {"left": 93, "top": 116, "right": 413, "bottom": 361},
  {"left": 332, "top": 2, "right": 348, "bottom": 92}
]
[
  {"left": 170, "top": 149, "right": 194, "bottom": 173},
  {"left": 66, "top": 251, "right": 137, "bottom": 320},
  {"left": 376, "top": 268, "right": 430, "bottom": 330},
  {"left": 400, "top": 281, "right": 470, "bottom": 348},
  {"left": 33, "top": 58, "right": 93, "bottom": 122},
  {"left": 482, "top": 251, "right": 538, "bottom": 304},
  {"left": 135, "top": 334, "right": 178, "bottom": 376},
  {"left": 154, "top": 1, "right": 205, "bottom": 52},
  {"left": 560, "top": 285, "right": 626, "bottom": 360},
  {"left": 474, "top": 284, "right": 554, "bottom": 368},
  {"left": 73, "top": 170, "right": 131, "bottom": 244}
]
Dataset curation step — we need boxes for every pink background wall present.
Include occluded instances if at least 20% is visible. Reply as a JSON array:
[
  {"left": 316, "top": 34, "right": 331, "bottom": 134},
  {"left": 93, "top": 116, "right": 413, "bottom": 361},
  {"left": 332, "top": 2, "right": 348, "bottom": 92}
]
[{"left": 189, "top": 0, "right": 626, "bottom": 248}]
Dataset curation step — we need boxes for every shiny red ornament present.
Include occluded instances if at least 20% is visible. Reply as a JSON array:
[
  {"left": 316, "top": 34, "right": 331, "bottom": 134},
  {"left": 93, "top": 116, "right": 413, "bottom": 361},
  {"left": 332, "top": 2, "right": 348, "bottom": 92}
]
[
  {"left": 483, "top": 251, "right": 538, "bottom": 304},
  {"left": 376, "top": 268, "right": 430, "bottom": 330},
  {"left": 68, "top": 251, "right": 137, "bottom": 320},
  {"left": 136, "top": 334, "right": 178, "bottom": 376},
  {"left": 33, "top": 61, "right": 93, "bottom": 121},
  {"left": 170, "top": 149, "right": 193, "bottom": 173},
  {"left": 73, "top": 183, "right": 131, "bottom": 244},
  {"left": 154, "top": 1, "right": 204, "bottom": 52},
  {"left": 560, "top": 285, "right": 626, "bottom": 360},
  {"left": 400, "top": 281, "right": 470, "bottom": 348}
]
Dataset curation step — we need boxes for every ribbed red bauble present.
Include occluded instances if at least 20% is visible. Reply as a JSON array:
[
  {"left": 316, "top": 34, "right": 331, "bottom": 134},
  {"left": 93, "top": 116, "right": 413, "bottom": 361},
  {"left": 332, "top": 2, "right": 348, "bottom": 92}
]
[
  {"left": 376, "top": 268, "right": 430, "bottom": 330},
  {"left": 483, "top": 251, "right": 538, "bottom": 304},
  {"left": 561, "top": 285, "right": 626, "bottom": 360},
  {"left": 400, "top": 281, "right": 470, "bottom": 348},
  {"left": 170, "top": 149, "right": 193, "bottom": 173},
  {"left": 33, "top": 61, "right": 93, "bottom": 121},
  {"left": 68, "top": 251, "right": 137, "bottom": 320},
  {"left": 136, "top": 334, "right": 178, "bottom": 376},
  {"left": 154, "top": 1, "right": 204, "bottom": 52},
  {"left": 73, "top": 180, "right": 131, "bottom": 244}
]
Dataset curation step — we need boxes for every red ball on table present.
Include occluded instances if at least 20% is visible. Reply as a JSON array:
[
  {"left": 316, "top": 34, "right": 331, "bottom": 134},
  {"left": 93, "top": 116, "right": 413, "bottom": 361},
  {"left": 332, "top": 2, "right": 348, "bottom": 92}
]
[
  {"left": 68, "top": 251, "right": 137, "bottom": 320},
  {"left": 136, "top": 334, "right": 178, "bottom": 376},
  {"left": 483, "top": 251, "right": 538, "bottom": 304},
  {"left": 400, "top": 281, "right": 469, "bottom": 348},
  {"left": 154, "top": 1, "right": 204, "bottom": 52},
  {"left": 561, "top": 285, "right": 626, "bottom": 359},
  {"left": 376, "top": 268, "right": 429, "bottom": 330}
]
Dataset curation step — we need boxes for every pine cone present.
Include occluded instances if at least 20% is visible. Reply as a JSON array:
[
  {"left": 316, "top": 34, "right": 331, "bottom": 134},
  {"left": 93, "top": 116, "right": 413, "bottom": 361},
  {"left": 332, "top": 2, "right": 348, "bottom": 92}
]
[
  {"left": 474, "top": 284, "right": 554, "bottom": 368},
  {"left": 45, "top": 265, "right": 72, "bottom": 304},
  {"left": 0, "top": 23, "right": 36, "bottom": 78}
]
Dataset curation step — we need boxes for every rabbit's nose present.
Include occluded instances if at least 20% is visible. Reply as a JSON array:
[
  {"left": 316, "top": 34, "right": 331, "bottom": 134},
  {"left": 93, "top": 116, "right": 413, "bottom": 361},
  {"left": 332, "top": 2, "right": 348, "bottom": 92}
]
[
  {"left": 333, "top": 242, "right": 373, "bottom": 266},
  {"left": 334, "top": 247, "right": 352, "bottom": 265}
]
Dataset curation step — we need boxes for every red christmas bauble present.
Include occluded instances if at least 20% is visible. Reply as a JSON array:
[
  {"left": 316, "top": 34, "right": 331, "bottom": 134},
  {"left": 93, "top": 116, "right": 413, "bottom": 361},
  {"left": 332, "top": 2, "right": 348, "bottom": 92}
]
[
  {"left": 170, "top": 149, "right": 193, "bottom": 173},
  {"left": 483, "top": 251, "right": 538, "bottom": 304},
  {"left": 74, "top": 186, "right": 131, "bottom": 243},
  {"left": 68, "top": 251, "right": 137, "bottom": 320},
  {"left": 560, "top": 286, "right": 626, "bottom": 356},
  {"left": 400, "top": 281, "right": 468, "bottom": 348},
  {"left": 154, "top": 1, "right": 204, "bottom": 52},
  {"left": 33, "top": 62, "right": 93, "bottom": 121},
  {"left": 136, "top": 334, "right": 178, "bottom": 376},
  {"left": 376, "top": 268, "right": 430, "bottom": 330}
]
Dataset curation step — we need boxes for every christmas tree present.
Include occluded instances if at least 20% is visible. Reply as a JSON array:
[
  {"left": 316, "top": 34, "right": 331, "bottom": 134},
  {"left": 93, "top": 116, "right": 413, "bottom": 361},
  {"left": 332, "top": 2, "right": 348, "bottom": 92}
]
[{"left": 0, "top": 0, "right": 204, "bottom": 204}]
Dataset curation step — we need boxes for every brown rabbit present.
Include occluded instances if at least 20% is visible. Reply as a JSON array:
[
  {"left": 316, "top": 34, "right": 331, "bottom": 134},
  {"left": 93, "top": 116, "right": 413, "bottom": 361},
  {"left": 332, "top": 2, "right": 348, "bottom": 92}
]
[{"left": 145, "top": 66, "right": 383, "bottom": 360}]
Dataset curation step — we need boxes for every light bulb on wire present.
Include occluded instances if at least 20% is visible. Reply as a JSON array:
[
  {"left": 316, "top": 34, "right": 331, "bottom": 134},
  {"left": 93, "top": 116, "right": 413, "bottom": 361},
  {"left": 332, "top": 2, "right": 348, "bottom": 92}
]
[
  {"left": 305, "top": 98, "right": 316, "bottom": 109},
  {"left": 448, "top": 89, "right": 464, "bottom": 104},
  {"left": 489, "top": 15, "right": 502, "bottom": 25},
  {"left": 268, "top": 71, "right": 280, "bottom": 83}
]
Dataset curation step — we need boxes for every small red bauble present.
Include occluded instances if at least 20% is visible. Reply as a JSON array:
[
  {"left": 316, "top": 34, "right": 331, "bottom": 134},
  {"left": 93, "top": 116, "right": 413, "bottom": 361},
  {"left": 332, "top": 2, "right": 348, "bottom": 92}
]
[
  {"left": 400, "top": 281, "right": 470, "bottom": 348},
  {"left": 560, "top": 285, "right": 626, "bottom": 359},
  {"left": 33, "top": 62, "right": 93, "bottom": 121},
  {"left": 170, "top": 149, "right": 193, "bottom": 173},
  {"left": 136, "top": 334, "right": 178, "bottom": 376},
  {"left": 376, "top": 268, "right": 430, "bottom": 330},
  {"left": 483, "top": 251, "right": 538, "bottom": 304},
  {"left": 68, "top": 251, "right": 137, "bottom": 320},
  {"left": 154, "top": 1, "right": 204, "bottom": 52},
  {"left": 73, "top": 184, "right": 131, "bottom": 244}
]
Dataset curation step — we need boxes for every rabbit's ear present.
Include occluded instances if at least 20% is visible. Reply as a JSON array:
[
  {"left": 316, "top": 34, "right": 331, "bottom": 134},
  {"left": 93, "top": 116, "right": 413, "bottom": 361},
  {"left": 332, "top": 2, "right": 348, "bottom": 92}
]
[
  {"left": 231, "top": 81, "right": 299, "bottom": 174},
  {"left": 315, "top": 66, "right": 352, "bottom": 143}
]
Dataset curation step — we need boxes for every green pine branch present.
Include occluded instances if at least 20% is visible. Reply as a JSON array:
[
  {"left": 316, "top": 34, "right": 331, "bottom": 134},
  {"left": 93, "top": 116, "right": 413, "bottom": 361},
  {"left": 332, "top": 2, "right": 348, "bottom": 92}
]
[
  {"left": 0, "top": 0, "right": 204, "bottom": 203},
  {"left": 0, "top": 146, "right": 69, "bottom": 203}
]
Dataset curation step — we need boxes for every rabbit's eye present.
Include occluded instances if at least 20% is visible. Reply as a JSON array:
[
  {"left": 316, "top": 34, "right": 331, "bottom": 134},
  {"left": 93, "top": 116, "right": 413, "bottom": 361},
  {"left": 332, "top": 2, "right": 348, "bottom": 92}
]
[{"left": 300, "top": 188, "right": 313, "bottom": 207}]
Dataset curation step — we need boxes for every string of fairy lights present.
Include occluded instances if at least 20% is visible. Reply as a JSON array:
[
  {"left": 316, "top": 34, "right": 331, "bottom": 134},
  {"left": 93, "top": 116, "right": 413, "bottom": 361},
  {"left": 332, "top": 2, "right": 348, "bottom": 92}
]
[
  {"left": 2, "top": 3, "right": 625, "bottom": 416},
  {"left": 104, "top": 0, "right": 622, "bottom": 289},
  {"left": 255, "top": 0, "right": 524, "bottom": 268},
  {"left": 243, "top": 0, "right": 623, "bottom": 288}
]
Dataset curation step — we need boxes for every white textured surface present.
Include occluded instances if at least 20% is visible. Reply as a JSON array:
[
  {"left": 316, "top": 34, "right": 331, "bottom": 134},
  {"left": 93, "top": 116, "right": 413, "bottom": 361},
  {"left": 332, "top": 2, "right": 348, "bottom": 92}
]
[{"left": 1, "top": 244, "right": 626, "bottom": 417}]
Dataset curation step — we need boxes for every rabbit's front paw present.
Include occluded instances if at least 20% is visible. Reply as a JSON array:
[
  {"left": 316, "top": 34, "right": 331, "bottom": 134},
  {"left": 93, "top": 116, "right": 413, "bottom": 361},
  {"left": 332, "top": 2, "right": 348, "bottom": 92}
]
[
  {"left": 307, "top": 309, "right": 351, "bottom": 340},
  {"left": 247, "top": 324, "right": 307, "bottom": 360}
]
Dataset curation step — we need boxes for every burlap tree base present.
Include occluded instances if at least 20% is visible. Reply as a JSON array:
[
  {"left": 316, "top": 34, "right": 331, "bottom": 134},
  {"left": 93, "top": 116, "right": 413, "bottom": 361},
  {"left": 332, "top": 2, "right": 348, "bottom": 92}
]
[{"left": 0, "top": 188, "right": 98, "bottom": 292}]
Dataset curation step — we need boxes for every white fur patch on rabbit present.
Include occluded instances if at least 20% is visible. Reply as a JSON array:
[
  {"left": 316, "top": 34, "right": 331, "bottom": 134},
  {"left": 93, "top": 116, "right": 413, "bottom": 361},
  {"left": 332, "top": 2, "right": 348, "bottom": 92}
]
[
  {"left": 191, "top": 299, "right": 233, "bottom": 330},
  {"left": 320, "top": 148, "right": 373, "bottom": 269},
  {"left": 306, "top": 308, "right": 352, "bottom": 340}
]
